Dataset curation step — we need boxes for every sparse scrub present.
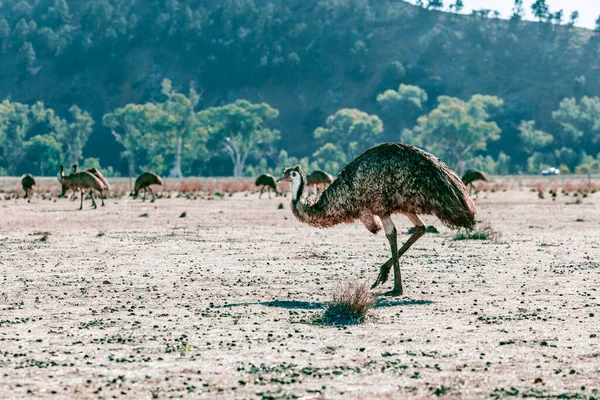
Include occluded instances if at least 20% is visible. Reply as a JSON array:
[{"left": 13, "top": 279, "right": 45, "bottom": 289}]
[
  {"left": 454, "top": 222, "right": 500, "bottom": 241},
  {"left": 316, "top": 282, "right": 375, "bottom": 326}
]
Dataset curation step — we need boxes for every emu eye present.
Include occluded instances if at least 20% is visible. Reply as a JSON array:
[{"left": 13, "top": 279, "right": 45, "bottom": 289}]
[{"left": 291, "top": 172, "right": 296, "bottom": 177}]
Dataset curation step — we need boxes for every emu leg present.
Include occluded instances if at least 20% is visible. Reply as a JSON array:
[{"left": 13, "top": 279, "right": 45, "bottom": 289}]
[
  {"left": 149, "top": 187, "right": 156, "bottom": 202},
  {"left": 142, "top": 187, "right": 147, "bottom": 202},
  {"left": 380, "top": 217, "right": 402, "bottom": 296},
  {"left": 100, "top": 191, "right": 105, "bottom": 206},
  {"left": 372, "top": 213, "right": 426, "bottom": 292},
  {"left": 79, "top": 188, "right": 84, "bottom": 210},
  {"left": 259, "top": 186, "right": 264, "bottom": 199},
  {"left": 268, "top": 186, "right": 271, "bottom": 199},
  {"left": 90, "top": 190, "right": 97, "bottom": 209}
]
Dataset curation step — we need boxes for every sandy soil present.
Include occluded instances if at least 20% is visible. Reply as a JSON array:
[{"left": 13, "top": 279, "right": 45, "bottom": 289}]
[{"left": 0, "top": 183, "right": 599, "bottom": 399}]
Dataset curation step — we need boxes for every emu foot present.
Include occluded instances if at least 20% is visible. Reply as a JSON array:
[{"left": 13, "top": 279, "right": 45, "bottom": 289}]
[
  {"left": 383, "top": 286, "right": 403, "bottom": 297},
  {"left": 371, "top": 262, "right": 392, "bottom": 289}
]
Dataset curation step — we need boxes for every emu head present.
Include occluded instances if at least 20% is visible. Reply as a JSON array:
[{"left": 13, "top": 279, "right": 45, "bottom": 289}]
[{"left": 277, "top": 165, "right": 304, "bottom": 183}]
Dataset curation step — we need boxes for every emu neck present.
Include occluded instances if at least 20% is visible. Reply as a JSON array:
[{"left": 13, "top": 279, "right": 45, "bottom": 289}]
[{"left": 289, "top": 176, "right": 349, "bottom": 229}]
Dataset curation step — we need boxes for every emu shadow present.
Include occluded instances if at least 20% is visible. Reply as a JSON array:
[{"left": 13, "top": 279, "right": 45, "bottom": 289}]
[{"left": 217, "top": 298, "right": 433, "bottom": 310}]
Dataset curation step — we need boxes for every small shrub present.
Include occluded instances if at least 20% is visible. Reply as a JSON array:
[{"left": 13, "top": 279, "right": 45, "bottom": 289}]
[
  {"left": 316, "top": 282, "right": 375, "bottom": 326},
  {"left": 454, "top": 222, "right": 500, "bottom": 241}
]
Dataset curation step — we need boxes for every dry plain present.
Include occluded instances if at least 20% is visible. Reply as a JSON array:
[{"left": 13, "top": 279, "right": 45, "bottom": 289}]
[{"left": 0, "top": 176, "right": 599, "bottom": 399}]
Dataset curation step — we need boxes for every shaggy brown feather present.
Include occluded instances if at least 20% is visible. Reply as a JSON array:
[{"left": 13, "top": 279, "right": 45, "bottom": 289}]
[{"left": 288, "top": 143, "right": 476, "bottom": 231}]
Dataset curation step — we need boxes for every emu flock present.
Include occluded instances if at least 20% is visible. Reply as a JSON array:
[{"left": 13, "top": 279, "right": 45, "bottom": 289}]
[{"left": 15, "top": 143, "right": 490, "bottom": 296}]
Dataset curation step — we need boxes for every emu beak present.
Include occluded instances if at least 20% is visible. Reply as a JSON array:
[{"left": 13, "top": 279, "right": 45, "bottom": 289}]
[{"left": 276, "top": 176, "right": 284, "bottom": 182}]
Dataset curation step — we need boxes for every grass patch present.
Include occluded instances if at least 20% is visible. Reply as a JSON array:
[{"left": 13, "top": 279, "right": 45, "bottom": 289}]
[
  {"left": 454, "top": 222, "right": 500, "bottom": 241},
  {"left": 315, "top": 282, "right": 375, "bottom": 326}
]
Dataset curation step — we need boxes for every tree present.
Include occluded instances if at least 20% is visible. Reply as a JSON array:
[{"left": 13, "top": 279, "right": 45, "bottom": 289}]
[
  {"left": 103, "top": 103, "right": 165, "bottom": 177},
  {"left": 404, "top": 95, "right": 503, "bottom": 172},
  {"left": 531, "top": 0, "right": 550, "bottom": 22},
  {"left": 51, "top": 106, "right": 94, "bottom": 165},
  {"left": 312, "top": 143, "right": 347, "bottom": 175},
  {"left": 511, "top": 0, "right": 525, "bottom": 20},
  {"left": 453, "top": 0, "right": 464, "bottom": 13},
  {"left": 596, "top": 15, "right": 600, "bottom": 32},
  {"left": 17, "top": 41, "right": 36, "bottom": 70},
  {"left": 569, "top": 11, "right": 579, "bottom": 26},
  {"left": 198, "top": 100, "right": 280, "bottom": 177},
  {"left": 518, "top": 120, "right": 553, "bottom": 153},
  {"left": 159, "top": 78, "right": 205, "bottom": 178},
  {"left": 0, "top": 18, "right": 9, "bottom": 52},
  {"left": 552, "top": 97, "right": 600, "bottom": 153},
  {"left": 377, "top": 84, "right": 427, "bottom": 141},
  {"left": 314, "top": 108, "right": 384, "bottom": 162},
  {"left": 0, "top": 100, "right": 32, "bottom": 175},
  {"left": 48, "top": 0, "right": 71, "bottom": 25},
  {"left": 427, "top": 0, "right": 443, "bottom": 10},
  {"left": 23, "top": 134, "right": 62, "bottom": 176}
]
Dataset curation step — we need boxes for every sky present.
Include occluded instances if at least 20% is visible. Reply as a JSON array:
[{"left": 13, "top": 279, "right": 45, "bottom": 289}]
[{"left": 410, "top": 0, "right": 600, "bottom": 29}]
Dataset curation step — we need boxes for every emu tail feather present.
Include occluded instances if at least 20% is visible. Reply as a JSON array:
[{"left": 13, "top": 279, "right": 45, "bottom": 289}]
[{"left": 433, "top": 166, "right": 477, "bottom": 231}]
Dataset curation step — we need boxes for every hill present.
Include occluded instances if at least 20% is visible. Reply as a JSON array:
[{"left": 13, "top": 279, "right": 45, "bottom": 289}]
[{"left": 0, "top": 0, "right": 599, "bottom": 175}]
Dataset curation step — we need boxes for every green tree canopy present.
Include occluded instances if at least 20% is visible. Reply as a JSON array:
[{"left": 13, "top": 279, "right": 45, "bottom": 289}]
[
  {"left": 404, "top": 95, "right": 503, "bottom": 171},
  {"left": 103, "top": 103, "right": 165, "bottom": 177},
  {"left": 51, "top": 105, "right": 94, "bottom": 165},
  {"left": 198, "top": 100, "right": 280, "bottom": 177},
  {"left": 552, "top": 96, "right": 600, "bottom": 149},
  {"left": 377, "top": 84, "right": 427, "bottom": 141},
  {"left": 518, "top": 120, "right": 553, "bottom": 153},
  {"left": 23, "top": 134, "right": 62, "bottom": 176},
  {"left": 314, "top": 108, "right": 383, "bottom": 162}
]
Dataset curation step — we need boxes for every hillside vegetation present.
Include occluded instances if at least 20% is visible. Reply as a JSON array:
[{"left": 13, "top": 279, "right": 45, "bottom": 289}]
[{"left": 1, "top": 0, "right": 600, "bottom": 177}]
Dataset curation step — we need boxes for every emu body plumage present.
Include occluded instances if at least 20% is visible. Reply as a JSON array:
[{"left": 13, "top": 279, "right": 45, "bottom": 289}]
[
  {"left": 255, "top": 174, "right": 278, "bottom": 199},
  {"left": 462, "top": 169, "right": 488, "bottom": 197},
  {"left": 278, "top": 143, "right": 476, "bottom": 296},
  {"left": 58, "top": 165, "right": 107, "bottom": 210},
  {"left": 132, "top": 172, "right": 163, "bottom": 202},
  {"left": 21, "top": 174, "right": 35, "bottom": 202},
  {"left": 307, "top": 170, "right": 333, "bottom": 194},
  {"left": 72, "top": 165, "right": 110, "bottom": 206}
]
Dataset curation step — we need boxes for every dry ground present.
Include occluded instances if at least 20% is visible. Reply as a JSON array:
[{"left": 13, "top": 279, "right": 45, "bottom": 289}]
[{"left": 0, "top": 178, "right": 599, "bottom": 399}]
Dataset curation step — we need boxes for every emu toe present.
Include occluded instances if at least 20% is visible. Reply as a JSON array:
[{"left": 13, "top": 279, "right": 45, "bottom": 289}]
[{"left": 371, "top": 264, "right": 391, "bottom": 289}]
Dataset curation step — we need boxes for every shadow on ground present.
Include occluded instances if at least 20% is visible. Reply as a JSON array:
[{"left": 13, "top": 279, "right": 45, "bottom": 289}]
[{"left": 216, "top": 298, "right": 433, "bottom": 310}]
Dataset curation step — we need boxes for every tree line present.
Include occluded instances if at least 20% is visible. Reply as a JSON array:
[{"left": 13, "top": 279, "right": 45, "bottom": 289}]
[{"left": 2, "top": 78, "right": 599, "bottom": 177}]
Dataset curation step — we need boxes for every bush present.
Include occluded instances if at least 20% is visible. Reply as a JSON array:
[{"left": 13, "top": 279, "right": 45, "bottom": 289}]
[{"left": 316, "top": 281, "right": 375, "bottom": 326}]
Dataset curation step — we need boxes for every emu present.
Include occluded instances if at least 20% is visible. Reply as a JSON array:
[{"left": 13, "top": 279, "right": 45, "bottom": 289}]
[
  {"left": 21, "top": 174, "right": 35, "bottom": 202},
  {"left": 278, "top": 143, "right": 476, "bottom": 296},
  {"left": 255, "top": 174, "right": 278, "bottom": 199},
  {"left": 131, "top": 172, "right": 163, "bottom": 202},
  {"left": 72, "top": 165, "right": 111, "bottom": 206},
  {"left": 307, "top": 170, "right": 333, "bottom": 195},
  {"left": 461, "top": 169, "right": 488, "bottom": 197},
  {"left": 58, "top": 165, "right": 107, "bottom": 210}
]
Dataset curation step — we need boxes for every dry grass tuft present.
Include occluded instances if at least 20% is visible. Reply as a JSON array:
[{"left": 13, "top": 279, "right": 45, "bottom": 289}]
[
  {"left": 317, "top": 282, "right": 375, "bottom": 326},
  {"left": 454, "top": 221, "right": 500, "bottom": 241}
]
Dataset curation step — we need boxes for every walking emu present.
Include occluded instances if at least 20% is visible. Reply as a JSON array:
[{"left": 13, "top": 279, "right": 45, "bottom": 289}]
[
  {"left": 131, "top": 172, "right": 163, "bottom": 202},
  {"left": 58, "top": 165, "right": 107, "bottom": 210},
  {"left": 21, "top": 174, "right": 35, "bottom": 202},
  {"left": 461, "top": 169, "right": 488, "bottom": 197},
  {"left": 307, "top": 170, "right": 333, "bottom": 194},
  {"left": 277, "top": 143, "right": 476, "bottom": 296},
  {"left": 72, "top": 165, "right": 111, "bottom": 206},
  {"left": 255, "top": 174, "right": 278, "bottom": 199}
]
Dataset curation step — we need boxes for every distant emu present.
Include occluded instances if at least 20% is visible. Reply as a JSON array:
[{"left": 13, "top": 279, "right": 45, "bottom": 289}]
[
  {"left": 461, "top": 169, "right": 488, "bottom": 197},
  {"left": 72, "top": 164, "right": 111, "bottom": 206},
  {"left": 131, "top": 172, "right": 163, "bottom": 202},
  {"left": 255, "top": 174, "right": 278, "bottom": 199},
  {"left": 278, "top": 143, "right": 476, "bottom": 296},
  {"left": 307, "top": 170, "right": 333, "bottom": 194},
  {"left": 58, "top": 165, "right": 107, "bottom": 210},
  {"left": 21, "top": 174, "right": 35, "bottom": 202}
]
